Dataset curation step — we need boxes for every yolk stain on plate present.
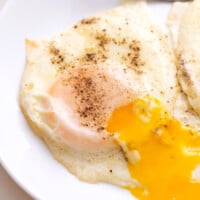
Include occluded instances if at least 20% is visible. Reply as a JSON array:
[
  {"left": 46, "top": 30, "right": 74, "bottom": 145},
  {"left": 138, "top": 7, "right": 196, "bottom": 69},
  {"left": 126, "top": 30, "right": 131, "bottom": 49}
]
[{"left": 106, "top": 96, "right": 200, "bottom": 200}]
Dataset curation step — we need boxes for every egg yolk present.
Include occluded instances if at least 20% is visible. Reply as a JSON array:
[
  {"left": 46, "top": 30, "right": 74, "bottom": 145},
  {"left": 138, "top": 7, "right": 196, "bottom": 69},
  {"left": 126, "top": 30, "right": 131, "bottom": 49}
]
[{"left": 106, "top": 97, "right": 200, "bottom": 200}]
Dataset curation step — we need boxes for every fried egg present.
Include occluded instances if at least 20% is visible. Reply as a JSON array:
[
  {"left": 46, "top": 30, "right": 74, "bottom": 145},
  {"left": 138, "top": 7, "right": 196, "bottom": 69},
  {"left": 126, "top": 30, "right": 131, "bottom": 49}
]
[
  {"left": 167, "top": 1, "right": 200, "bottom": 132},
  {"left": 167, "top": 1, "right": 189, "bottom": 49},
  {"left": 170, "top": 0, "right": 200, "bottom": 117},
  {"left": 19, "top": 1, "right": 200, "bottom": 199}
]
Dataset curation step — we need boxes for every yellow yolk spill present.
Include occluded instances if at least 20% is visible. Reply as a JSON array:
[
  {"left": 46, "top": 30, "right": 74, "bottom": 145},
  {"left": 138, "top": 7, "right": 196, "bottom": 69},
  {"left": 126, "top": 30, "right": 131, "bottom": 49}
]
[{"left": 106, "top": 97, "right": 200, "bottom": 200}]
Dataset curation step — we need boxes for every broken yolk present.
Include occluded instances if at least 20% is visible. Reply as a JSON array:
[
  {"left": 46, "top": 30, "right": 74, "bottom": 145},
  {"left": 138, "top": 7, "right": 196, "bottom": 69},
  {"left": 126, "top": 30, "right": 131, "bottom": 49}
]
[{"left": 106, "top": 97, "right": 200, "bottom": 200}]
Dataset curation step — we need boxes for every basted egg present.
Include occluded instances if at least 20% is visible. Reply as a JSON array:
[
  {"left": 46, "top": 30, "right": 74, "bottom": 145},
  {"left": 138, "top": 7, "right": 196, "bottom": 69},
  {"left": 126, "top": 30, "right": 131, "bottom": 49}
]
[
  {"left": 19, "top": 1, "right": 200, "bottom": 199},
  {"left": 167, "top": 0, "right": 200, "bottom": 134},
  {"left": 19, "top": 0, "right": 177, "bottom": 187},
  {"left": 167, "top": 1, "right": 189, "bottom": 49},
  {"left": 169, "top": 0, "right": 200, "bottom": 117}
]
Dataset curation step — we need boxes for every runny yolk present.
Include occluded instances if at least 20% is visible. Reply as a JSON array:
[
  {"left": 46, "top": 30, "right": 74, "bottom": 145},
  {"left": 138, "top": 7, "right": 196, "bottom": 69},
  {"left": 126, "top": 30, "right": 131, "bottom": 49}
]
[{"left": 106, "top": 97, "right": 200, "bottom": 200}]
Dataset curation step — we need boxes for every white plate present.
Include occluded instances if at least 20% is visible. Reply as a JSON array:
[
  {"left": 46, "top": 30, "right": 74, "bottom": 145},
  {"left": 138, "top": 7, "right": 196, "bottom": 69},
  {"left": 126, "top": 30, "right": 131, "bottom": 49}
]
[{"left": 0, "top": 1, "right": 171, "bottom": 199}]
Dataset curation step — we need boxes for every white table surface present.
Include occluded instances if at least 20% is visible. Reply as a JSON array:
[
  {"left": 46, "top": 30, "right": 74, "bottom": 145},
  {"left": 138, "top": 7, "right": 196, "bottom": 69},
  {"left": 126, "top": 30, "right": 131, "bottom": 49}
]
[{"left": 0, "top": 164, "right": 33, "bottom": 200}]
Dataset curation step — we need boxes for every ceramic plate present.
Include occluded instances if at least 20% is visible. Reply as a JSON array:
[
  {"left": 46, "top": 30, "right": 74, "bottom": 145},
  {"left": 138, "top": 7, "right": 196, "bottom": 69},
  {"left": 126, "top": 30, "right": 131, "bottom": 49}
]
[{"left": 0, "top": 1, "right": 171, "bottom": 199}]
